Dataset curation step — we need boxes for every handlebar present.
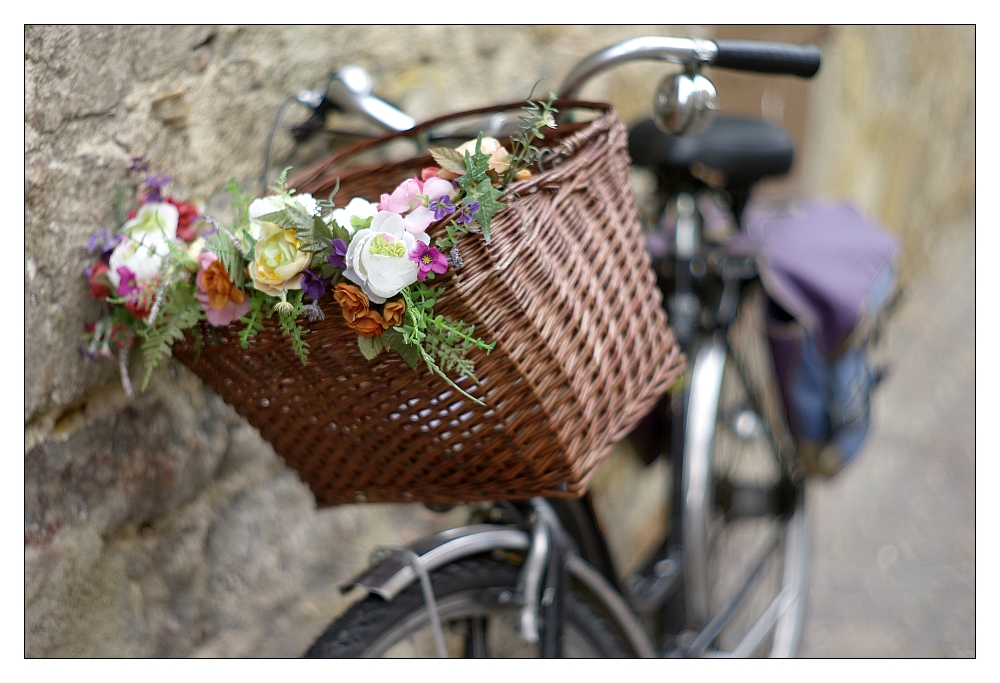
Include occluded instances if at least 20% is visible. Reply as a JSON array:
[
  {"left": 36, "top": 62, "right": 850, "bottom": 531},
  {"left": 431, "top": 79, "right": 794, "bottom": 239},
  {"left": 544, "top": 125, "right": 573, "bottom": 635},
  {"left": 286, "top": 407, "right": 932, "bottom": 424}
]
[
  {"left": 558, "top": 36, "right": 821, "bottom": 99},
  {"left": 268, "top": 35, "right": 823, "bottom": 188},
  {"left": 712, "top": 40, "right": 821, "bottom": 78}
]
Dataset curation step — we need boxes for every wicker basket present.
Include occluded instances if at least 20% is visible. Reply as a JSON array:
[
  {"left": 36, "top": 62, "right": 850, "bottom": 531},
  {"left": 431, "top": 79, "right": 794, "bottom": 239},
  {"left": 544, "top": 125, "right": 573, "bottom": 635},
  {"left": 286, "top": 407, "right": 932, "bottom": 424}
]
[{"left": 173, "top": 100, "right": 684, "bottom": 506}]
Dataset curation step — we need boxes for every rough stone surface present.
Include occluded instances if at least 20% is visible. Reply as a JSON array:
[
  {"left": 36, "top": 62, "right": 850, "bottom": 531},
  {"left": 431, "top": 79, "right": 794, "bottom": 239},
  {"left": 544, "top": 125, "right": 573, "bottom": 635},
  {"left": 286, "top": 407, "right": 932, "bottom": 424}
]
[
  {"left": 24, "top": 25, "right": 975, "bottom": 658},
  {"left": 24, "top": 25, "right": 690, "bottom": 658}
]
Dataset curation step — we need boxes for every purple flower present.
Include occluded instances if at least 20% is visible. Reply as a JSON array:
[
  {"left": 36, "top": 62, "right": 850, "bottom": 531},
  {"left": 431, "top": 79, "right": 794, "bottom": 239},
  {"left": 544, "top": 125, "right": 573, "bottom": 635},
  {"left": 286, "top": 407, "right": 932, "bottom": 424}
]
[
  {"left": 410, "top": 242, "right": 449, "bottom": 281},
  {"left": 327, "top": 238, "right": 349, "bottom": 269},
  {"left": 429, "top": 195, "right": 456, "bottom": 221},
  {"left": 301, "top": 269, "right": 329, "bottom": 301},
  {"left": 115, "top": 266, "right": 139, "bottom": 297},
  {"left": 128, "top": 156, "right": 150, "bottom": 175},
  {"left": 87, "top": 228, "right": 121, "bottom": 256},
  {"left": 143, "top": 174, "right": 171, "bottom": 202},
  {"left": 456, "top": 201, "right": 481, "bottom": 226}
]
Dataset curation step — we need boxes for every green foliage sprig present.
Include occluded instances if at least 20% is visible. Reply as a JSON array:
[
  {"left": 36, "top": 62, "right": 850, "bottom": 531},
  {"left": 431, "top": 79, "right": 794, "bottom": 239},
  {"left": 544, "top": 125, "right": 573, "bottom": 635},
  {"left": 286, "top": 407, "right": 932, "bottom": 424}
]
[
  {"left": 456, "top": 133, "right": 507, "bottom": 245},
  {"left": 224, "top": 177, "right": 257, "bottom": 227},
  {"left": 502, "top": 93, "right": 559, "bottom": 186},
  {"left": 396, "top": 282, "right": 495, "bottom": 405},
  {"left": 276, "top": 290, "right": 310, "bottom": 365},
  {"left": 132, "top": 240, "right": 208, "bottom": 388},
  {"left": 434, "top": 219, "right": 470, "bottom": 251}
]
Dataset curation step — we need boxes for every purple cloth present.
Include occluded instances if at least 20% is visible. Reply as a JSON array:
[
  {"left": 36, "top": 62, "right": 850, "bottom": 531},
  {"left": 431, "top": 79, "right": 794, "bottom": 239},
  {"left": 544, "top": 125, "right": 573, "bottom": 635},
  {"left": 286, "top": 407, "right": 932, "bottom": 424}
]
[{"left": 737, "top": 198, "right": 900, "bottom": 358}]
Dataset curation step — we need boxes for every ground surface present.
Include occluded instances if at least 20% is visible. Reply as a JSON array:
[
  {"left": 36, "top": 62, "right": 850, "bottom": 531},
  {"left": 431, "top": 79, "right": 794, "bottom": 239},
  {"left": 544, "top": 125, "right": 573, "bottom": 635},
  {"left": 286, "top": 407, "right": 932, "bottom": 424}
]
[{"left": 797, "top": 223, "right": 975, "bottom": 657}]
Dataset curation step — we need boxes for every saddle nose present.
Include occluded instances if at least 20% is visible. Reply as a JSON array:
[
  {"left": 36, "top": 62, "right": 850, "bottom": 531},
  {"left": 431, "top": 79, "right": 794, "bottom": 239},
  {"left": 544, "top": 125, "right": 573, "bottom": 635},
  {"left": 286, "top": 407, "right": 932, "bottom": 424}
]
[{"left": 628, "top": 116, "right": 794, "bottom": 187}]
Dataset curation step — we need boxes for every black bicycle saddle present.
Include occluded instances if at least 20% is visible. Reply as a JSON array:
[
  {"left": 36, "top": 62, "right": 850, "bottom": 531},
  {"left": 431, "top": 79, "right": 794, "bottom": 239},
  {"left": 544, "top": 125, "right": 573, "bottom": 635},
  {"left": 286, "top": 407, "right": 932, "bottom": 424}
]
[{"left": 628, "top": 116, "right": 794, "bottom": 187}]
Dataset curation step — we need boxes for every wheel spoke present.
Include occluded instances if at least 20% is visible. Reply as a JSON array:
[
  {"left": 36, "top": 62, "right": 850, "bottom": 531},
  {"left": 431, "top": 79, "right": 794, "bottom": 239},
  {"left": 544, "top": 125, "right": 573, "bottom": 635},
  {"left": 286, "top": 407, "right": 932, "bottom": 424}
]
[
  {"left": 462, "top": 616, "right": 488, "bottom": 658},
  {"left": 686, "top": 528, "right": 782, "bottom": 657}
]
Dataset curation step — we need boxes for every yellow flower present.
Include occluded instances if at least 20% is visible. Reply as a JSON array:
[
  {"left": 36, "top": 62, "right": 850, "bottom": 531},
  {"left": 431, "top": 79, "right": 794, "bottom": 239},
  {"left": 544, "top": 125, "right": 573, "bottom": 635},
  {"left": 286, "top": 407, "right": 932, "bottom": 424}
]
[{"left": 248, "top": 221, "right": 310, "bottom": 296}]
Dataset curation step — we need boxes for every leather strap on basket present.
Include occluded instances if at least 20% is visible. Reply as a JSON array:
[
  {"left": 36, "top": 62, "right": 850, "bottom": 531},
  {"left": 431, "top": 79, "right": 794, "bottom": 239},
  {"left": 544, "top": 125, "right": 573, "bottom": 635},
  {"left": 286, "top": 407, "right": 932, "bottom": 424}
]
[{"left": 288, "top": 100, "right": 615, "bottom": 191}]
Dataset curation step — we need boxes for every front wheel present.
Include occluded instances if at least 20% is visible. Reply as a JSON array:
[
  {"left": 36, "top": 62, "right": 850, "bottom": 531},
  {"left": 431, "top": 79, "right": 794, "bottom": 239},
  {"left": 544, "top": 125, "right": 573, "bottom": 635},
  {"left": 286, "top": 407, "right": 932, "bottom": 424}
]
[{"left": 306, "top": 555, "right": 630, "bottom": 658}]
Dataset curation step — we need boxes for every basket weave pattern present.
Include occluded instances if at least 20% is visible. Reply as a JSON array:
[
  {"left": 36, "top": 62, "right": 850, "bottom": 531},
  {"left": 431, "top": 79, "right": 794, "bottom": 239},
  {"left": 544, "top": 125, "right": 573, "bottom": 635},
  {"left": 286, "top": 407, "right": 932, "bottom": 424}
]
[{"left": 174, "top": 103, "right": 683, "bottom": 506}]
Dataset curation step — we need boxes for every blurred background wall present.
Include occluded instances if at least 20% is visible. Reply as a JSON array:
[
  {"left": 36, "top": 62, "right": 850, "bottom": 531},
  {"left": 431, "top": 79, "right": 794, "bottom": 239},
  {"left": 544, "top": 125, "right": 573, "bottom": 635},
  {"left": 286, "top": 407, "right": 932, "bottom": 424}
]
[{"left": 24, "top": 25, "right": 974, "bottom": 656}]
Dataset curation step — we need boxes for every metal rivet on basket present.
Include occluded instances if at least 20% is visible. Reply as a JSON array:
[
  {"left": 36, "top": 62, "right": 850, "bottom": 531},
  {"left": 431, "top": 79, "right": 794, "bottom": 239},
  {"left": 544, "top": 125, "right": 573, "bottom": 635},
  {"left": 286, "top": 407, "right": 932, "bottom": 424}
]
[
  {"left": 260, "top": 398, "right": 270, "bottom": 408},
  {"left": 389, "top": 412, "right": 401, "bottom": 421},
  {"left": 281, "top": 405, "right": 290, "bottom": 413},
  {"left": 418, "top": 408, "right": 432, "bottom": 419},
  {"left": 407, "top": 398, "right": 420, "bottom": 407},
  {"left": 354, "top": 492, "right": 367, "bottom": 503},
  {"left": 402, "top": 492, "right": 414, "bottom": 501},
  {"left": 309, "top": 416, "right": 318, "bottom": 424},
  {"left": 428, "top": 419, "right": 441, "bottom": 429},
  {"left": 452, "top": 443, "right": 463, "bottom": 452},
  {"left": 328, "top": 422, "right": 338, "bottom": 431},
  {"left": 342, "top": 426, "right": 351, "bottom": 435}
]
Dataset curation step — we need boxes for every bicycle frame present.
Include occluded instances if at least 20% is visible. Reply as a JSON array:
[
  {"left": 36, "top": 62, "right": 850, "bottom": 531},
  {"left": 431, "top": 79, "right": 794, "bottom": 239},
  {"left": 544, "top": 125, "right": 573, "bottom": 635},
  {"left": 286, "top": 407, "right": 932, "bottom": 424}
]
[{"left": 278, "top": 35, "right": 822, "bottom": 658}]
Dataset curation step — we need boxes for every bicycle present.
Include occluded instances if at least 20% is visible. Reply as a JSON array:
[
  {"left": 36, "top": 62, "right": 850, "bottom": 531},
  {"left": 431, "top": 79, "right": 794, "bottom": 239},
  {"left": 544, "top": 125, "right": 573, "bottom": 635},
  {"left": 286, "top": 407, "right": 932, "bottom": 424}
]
[{"left": 266, "top": 36, "right": 824, "bottom": 658}]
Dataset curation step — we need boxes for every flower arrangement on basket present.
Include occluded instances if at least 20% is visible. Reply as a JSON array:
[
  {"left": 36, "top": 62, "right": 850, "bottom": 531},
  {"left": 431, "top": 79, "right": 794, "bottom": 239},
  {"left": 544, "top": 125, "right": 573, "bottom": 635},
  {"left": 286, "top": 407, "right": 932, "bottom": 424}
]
[{"left": 81, "top": 98, "right": 561, "bottom": 405}]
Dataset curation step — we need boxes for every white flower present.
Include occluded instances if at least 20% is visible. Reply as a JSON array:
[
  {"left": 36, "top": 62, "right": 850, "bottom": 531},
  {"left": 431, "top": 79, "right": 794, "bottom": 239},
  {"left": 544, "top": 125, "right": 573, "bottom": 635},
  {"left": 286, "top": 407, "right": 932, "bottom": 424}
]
[
  {"left": 329, "top": 197, "right": 379, "bottom": 235},
  {"left": 247, "top": 193, "right": 319, "bottom": 239},
  {"left": 106, "top": 202, "right": 179, "bottom": 288},
  {"left": 344, "top": 211, "right": 429, "bottom": 303}
]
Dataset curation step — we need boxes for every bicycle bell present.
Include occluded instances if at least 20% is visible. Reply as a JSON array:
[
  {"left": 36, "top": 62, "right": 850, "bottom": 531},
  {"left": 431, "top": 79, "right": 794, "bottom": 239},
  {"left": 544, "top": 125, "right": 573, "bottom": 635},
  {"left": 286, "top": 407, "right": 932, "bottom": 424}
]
[{"left": 652, "top": 70, "right": 718, "bottom": 136}]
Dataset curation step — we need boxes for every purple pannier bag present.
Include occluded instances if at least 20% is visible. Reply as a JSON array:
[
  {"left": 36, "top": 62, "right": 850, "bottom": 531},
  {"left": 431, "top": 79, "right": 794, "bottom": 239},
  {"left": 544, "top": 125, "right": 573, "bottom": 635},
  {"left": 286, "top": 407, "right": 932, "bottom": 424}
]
[{"left": 741, "top": 199, "right": 900, "bottom": 476}]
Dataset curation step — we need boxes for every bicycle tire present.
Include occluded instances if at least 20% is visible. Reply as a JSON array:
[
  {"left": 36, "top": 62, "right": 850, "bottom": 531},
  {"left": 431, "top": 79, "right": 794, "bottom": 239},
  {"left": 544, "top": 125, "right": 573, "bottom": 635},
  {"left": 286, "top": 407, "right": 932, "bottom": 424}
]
[
  {"left": 681, "top": 285, "right": 810, "bottom": 657},
  {"left": 305, "top": 555, "right": 630, "bottom": 658}
]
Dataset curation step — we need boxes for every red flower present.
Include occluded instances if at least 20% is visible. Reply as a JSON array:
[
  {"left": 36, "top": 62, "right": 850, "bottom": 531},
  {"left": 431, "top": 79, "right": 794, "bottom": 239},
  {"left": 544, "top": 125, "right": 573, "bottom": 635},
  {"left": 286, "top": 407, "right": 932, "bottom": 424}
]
[
  {"left": 167, "top": 197, "right": 201, "bottom": 242},
  {"left": 125, "top": 279, "right": 158, "bottom": 320},
  {"left": 88, "top": 262, "right": 112, "bottom": 299}
]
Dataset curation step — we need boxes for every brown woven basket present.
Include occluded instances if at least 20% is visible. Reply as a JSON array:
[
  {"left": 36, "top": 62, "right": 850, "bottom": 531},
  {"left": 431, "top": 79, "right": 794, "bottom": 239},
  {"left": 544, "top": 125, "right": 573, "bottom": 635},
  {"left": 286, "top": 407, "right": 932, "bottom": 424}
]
[{"left": 173, "top": 100, "right": 684, "bottom": 506}]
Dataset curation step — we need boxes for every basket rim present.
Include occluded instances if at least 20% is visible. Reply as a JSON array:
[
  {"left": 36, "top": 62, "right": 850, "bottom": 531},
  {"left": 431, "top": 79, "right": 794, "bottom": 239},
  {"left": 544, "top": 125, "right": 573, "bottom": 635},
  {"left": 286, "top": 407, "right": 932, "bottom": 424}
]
[{"left": 288, "top": 98, "right": 617, "bottom": 192}]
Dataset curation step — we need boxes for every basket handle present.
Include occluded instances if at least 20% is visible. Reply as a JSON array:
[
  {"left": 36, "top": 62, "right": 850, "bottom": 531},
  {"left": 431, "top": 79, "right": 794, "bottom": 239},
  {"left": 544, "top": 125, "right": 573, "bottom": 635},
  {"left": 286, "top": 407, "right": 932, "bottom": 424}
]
[{"left": 288, "top": 99, "right": 614, "bottom": 191}]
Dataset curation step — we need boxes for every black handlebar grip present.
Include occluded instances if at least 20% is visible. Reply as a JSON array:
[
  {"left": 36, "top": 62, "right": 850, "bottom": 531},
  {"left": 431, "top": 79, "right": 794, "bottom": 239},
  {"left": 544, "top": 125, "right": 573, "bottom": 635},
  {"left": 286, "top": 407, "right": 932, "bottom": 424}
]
[{"left": 712, "top": 40, "right": 822, "bottom": 78}]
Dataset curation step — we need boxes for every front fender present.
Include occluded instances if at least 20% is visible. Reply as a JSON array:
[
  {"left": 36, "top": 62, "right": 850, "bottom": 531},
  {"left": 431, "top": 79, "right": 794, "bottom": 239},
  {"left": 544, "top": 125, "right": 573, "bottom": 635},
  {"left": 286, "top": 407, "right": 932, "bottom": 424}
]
[
  {"left": 340, "top": 522, "right": 657, "bottom": 657},
  {"left": 341, "top": 524, "right": 531, "bottom": 601}
]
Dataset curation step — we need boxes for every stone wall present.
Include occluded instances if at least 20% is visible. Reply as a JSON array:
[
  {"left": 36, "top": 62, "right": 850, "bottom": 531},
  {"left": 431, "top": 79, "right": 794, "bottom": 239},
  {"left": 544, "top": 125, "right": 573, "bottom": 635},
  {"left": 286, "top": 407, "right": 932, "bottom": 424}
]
[
  {"left": 24, "top": 24, "right": 691, "bottom": 657},
  {"left": 799, "top": 25, "right": 975, "bottom": 270},
  {"left": 24, "top": 25, "right": 974, "bottom": 657}
]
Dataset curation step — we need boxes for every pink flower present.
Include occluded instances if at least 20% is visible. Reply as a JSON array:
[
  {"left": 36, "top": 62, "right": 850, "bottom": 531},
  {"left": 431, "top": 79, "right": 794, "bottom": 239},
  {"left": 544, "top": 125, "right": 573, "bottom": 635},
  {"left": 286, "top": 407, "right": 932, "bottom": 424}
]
[
  {"left": 403, "top": 206, "right": 435, "bottom": 234},
  {"left": 421, "top": 167, "right": 440, "bottom": 181},
  {"left": 195, "top": 251, "right": 251, "bottom": 326},
  {"left": 115, "top": 266, "right": 139, "bottom": 297},
  {"left": 422, "top": 177, "right": 455, "bottom": 203},
  {"left": 379, "top": 177, "right": 423, "bottom": 213},
  {"left": 410, "top": 241, "right": 449, "bottom": 281}
]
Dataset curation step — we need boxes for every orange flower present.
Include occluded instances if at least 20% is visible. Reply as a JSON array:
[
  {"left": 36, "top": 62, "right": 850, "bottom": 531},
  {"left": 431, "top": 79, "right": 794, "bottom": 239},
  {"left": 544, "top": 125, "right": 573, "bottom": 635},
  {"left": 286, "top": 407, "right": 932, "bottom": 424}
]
[
  {"left": 334, "top": 283, "right": 369, "bottom": 322},
  {"left": 347, "top": 309, "right": 385, "bottom": 338},
  {"left": 382, "top": 299, "right": 406, "bottom": 330},
  {"left": 198, "top": 260, "right": 245, "bottom": 310}
]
